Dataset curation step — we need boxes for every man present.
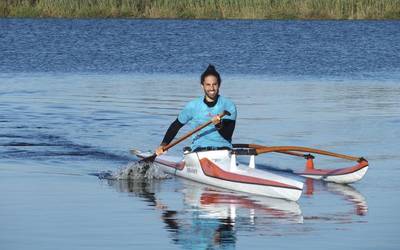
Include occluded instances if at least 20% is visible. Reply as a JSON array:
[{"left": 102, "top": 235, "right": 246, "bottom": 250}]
[{"left": 156, "top": 64, "right": 237, "bottom": 155}]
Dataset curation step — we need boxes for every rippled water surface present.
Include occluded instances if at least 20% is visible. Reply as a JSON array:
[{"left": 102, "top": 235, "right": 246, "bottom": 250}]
[{"left": 1, "top": 19, "right": 400, "bottom": 249}]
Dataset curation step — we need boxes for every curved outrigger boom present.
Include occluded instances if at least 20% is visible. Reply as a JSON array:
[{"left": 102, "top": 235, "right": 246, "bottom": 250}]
[{"left": 232, "top": 144, "right": 369, "bottom": 184}]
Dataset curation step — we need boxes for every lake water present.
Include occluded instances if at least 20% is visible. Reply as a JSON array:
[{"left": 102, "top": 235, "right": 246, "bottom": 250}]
[{"left": 1, "top": 19, "right": 399, "bottom": 249}]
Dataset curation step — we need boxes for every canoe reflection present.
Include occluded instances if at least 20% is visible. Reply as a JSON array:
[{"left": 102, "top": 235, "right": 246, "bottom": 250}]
[
  {"left": 325, "top": 182, "right": 368, "bottom": 216},
  {"left": 106, "top": 178, "right": 303, "bottom": 248},
  {"left": 305, "top": 178, "right": 368, "bottom": 216},
  {"left": 180, "top": 179, "right": 303, "bottom": 223}
]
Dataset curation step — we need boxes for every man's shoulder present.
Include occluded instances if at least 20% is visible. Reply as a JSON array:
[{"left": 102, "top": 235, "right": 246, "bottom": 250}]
[
  {"left": 218, "top": 96, "right": 237, "bottom": 120},
  {"left": 218, "top": 95, "right": 236, "bottom": 107}
]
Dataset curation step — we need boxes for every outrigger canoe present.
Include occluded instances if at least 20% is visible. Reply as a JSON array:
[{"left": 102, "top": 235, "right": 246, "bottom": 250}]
[
  {"left": 132, "top": 144, "right": 368, "bottom": 201},
  {"left": 131, "top": 111, "right": 368, "bottom": 201}
]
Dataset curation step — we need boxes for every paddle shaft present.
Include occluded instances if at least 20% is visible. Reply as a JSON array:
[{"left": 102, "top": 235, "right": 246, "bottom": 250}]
[
  {"left": 141, "top": 110, "right": 231, "bottom": 162},
  {"left": 163, "top": 110, "right": 231, "bottom": 151},
  {"left": 164, "top": 113, "right": 229, "bottom": 151}
]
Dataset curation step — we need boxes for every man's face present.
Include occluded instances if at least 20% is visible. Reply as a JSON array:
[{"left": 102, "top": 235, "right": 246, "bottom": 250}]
[{"left": 202, "top": 75, "right": 220, "bottom": 101}]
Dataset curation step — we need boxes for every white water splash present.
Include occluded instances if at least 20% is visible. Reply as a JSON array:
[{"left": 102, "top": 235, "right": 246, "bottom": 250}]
[{"left": 110, "top": 161, "right": 170, "bottom": 180}]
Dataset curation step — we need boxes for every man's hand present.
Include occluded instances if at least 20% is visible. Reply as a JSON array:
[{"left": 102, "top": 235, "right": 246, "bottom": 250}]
[
  {"left": 155, "top": 145, "right": 166, "bottom": 156},
  {"left": 211, "top": 114, "right": 221, "bottom": 125}
]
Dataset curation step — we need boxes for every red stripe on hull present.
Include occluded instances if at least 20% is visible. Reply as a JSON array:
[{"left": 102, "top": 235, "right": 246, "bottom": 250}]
[
  {"left": 199, "top": 158, "right": 302, "bottom": 190},
  {"left": 155, "top": 158, "right": 185, "bottom": 170}
]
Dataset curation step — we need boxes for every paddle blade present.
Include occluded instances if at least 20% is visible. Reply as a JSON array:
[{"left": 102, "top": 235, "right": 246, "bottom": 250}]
[
  {"left": 222, "top": 110, "right": 231, "bottom": 117},
  {"left": 139, "top": 153, "right": 157, "bottom": 163},
  {"left": 129, "top": 149, "right": 159, "bottom": 175},
  {"left": 130, "top": 149, "right": 157, "bottom": 163}
]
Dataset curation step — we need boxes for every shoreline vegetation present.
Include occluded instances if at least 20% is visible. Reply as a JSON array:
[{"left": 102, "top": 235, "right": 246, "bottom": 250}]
[{"left": 1, "top": 0, "right": 399, "bottom": 19}]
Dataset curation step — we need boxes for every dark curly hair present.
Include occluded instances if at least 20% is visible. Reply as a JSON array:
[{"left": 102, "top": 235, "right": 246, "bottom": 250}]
[{"left": 201, "top": 64, "right": 221, "bottom": 86}]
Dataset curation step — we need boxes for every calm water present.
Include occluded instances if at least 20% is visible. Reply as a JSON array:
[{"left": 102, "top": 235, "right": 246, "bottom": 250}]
[{"left": 1, "top": 19, "right": 400, "bottom": 249}]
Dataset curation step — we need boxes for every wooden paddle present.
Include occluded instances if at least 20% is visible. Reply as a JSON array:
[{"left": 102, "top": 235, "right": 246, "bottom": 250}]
[{"left": 138, "top": 110, "right": 231, "bottom": 163}]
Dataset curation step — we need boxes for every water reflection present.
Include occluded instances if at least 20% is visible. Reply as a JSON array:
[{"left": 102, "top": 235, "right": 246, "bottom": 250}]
[
  {"left": 180, "top": 180, "right": 303, "bottom": 223},
  {"left": 105, "top": 175, "right": 369, "bottom": 246},
  {"left": 325, "top": 182, "right": 368, "bottom": 216},
  {"left": 106, "top": 178, "right": 303, "bottom": 248},
  {"left": 305, "top": 179, "right": 368, "bottom": 216}
]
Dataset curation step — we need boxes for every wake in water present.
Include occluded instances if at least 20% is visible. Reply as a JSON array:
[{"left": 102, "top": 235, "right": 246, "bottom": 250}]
[{"left": 94, "top": 161, "right": 170, "bottom": 180}]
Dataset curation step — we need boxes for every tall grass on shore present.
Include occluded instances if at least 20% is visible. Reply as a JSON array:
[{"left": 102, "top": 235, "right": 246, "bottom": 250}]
[{"left": 1, "top": 0, "right": 399, "bottom": 19}]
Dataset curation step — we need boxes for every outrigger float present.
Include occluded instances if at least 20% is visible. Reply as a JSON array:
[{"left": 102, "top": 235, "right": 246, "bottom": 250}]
[
  {"left": 132, "top": 144, "right": 368, "bottom": 202},
  {"left": 132, "top": 111, "right": 368, "bottom": 201}
]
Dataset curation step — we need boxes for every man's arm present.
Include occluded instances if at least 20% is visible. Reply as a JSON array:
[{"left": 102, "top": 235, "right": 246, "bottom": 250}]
[
  {"left": 216, "top": 119, "right": 235, "bottom": 142},
  {"left": 161, "top": 118, "right": 185, "bottom": 145},
  {"left": 156, "top": 118, "right": 185, "bottom": 155}
]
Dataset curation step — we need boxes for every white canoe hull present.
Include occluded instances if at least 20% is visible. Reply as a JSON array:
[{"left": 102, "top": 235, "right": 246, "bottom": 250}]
[{"left": 137, "top": 150, "right": 303, "bottom": 201}]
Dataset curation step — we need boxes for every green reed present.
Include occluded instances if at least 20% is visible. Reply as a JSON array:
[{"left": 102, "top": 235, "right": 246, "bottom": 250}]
[{"left": 1, "top": 0, "right": 399, "bottom": 19}]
